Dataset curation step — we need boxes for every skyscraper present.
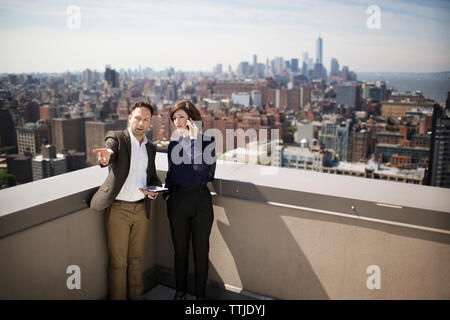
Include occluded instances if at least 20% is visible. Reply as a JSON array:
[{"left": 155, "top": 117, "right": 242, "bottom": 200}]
[
  {"left": 330, "top": 58, "right": 339, "bottom": 77},
  {"left": 62, "top": 149, "right": 86, "bottom": 172},
  {"left": 290, "top": 58, "right": 299, "bottom": 73},
  {"left": 347, "top": 129, "right": 372, "bottom": 162},
  {"left": 82, "top": 68, "right": 93, "bottom": 89},
  {"left": 316, "top": 36, "right": 323, "bottom": 65},
  {"left": 319, "top": 120, "right": 338, "bottom": 153},
  {"left": 427, "top": 104, "right": 450, "bottom": 188},
  {"left": 6, "top": 154, "right": 32, "bottom": 184},
  {"left": 104, "top": 65, "right": 119, "bottom": 88},
  {"left": 251, "top": 90, "right": 262, "bottom": 108},
  {"left": 16, "top": 121, "right": 52, "bottom": 156},
  {"left": 52, "top": 113, "right": 86, "bottom": 154},
  {"left": 252, "top": 55, "right": 259, "bottom": 79},
  {"left": 336, "top": 125, "right": 350, "bottom": 161},
  {"left": 337, "top": 85, "right": 361, "bottom": 110},
  {"left": 273, "top": 57, "right": 284, "bottom": 74},
  {"left": 300, "top": 87, "right": 311, "bottom": 108},
  {"left": 302, "top": 61, "right": 308, "bottom": 76},
  {"left": 302, "top": 52, "right": 313, "bottom": 71},
  {"left": 237, "top": 61, "right": 249, "bottom": 77},
  {"left": 85, "top": 117, "right": 128, "bottom": 166},
  {"left": 214, "top": 64, "right": 222, "bottom": 74},
  {"left": 0, "top": 108, "right": 17, "bottom": 148},
  {"left": 32, "top": 145, "right": 67, "bottom": 181},
  {"left": 312, "top": 62, "right": 327, "bottom": 80}
]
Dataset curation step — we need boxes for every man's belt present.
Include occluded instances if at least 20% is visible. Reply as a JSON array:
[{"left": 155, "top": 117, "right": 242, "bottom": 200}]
[{"left": 114, "top": 198, "right": 145, "bottom": 205}]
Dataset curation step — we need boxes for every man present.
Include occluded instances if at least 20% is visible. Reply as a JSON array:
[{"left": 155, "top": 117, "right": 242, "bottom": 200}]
[{"left": 90, "top": 101, "right": 161, "bottom": 300}]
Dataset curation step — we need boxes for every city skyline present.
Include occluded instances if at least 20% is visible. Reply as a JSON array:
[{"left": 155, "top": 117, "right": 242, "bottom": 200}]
[{"left": 0, "top": 0, "right": 449, "bottom": 73}]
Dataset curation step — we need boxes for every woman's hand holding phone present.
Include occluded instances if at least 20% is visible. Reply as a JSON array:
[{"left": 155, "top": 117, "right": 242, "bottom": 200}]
[{"left": 186, "top": 117, "right": 198, "bottom": 139}]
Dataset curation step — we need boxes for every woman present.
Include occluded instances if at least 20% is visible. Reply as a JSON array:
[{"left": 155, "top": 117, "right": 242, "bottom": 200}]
[{"left": 163, "top": 99, "right": 216, "bottom": 300}]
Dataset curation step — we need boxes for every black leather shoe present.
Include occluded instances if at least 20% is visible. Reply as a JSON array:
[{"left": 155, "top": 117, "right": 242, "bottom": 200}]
[{"left": 174, "top": 291, "right": 186, "bottom": 300}]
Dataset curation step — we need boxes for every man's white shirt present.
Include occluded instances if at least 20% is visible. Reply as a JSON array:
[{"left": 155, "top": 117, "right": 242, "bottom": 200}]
[{"left": 115, "top": 128, "right": 148, "bottom": 201}]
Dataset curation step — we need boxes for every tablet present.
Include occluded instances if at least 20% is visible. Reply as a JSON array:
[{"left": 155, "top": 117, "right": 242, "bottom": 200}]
[{"left": 143, "top": 186, "right": 169, "bottom": 193}]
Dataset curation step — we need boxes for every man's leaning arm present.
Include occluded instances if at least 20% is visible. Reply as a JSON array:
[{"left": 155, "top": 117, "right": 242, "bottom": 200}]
[{"left": 98, "top": 131, "right": 119, "bottom": 167}]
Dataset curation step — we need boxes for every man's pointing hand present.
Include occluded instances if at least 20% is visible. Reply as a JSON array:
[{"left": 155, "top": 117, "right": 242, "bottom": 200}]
[{"left": 93, "top": 148, "right": 114, "bottom": 166}]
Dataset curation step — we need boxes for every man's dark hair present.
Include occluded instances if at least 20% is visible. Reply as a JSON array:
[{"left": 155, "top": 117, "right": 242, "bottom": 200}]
[{"left": 130, "top": 101, "right": 155, "bottom": 116}]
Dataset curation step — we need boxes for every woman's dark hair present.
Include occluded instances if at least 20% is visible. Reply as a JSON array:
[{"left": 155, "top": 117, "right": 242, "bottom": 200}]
[
  {"left": 169, "top": 100, "right": 202, "bottom": 124},
  {"left": 130, "top": 101, "right": 155, "bottom": 116}
]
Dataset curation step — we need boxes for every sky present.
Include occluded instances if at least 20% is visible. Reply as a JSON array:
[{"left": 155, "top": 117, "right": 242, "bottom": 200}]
[{"left": 0, "top": 0, "right": 449, "bottom": 74}]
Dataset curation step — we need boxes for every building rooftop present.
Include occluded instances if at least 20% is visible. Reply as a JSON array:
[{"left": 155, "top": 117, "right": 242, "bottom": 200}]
[
  {"left": 0, "top": 152, "right": 449, "bottom": 299},
  {"left": 33, "top": 153, "right": 66, "bottom": 161},
  {"left": 335, "top": 161, "right": 367, "bottom": 173},
  {"left": 376, "top": 143, "right": 429, "bottom": 151}
]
